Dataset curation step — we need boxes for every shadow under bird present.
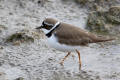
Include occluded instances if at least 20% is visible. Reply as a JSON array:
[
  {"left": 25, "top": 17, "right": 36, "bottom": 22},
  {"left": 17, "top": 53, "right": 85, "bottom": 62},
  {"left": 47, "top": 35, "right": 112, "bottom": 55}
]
[{"left": 36, "top": 18, "right": 114, "bottom": 70}]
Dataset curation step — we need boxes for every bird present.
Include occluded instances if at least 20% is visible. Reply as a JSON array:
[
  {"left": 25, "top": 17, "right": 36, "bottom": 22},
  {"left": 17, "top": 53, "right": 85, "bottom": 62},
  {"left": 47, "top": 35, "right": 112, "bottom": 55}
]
[{"left": 36, "top": 18, "right": 114, "bottom": 70}]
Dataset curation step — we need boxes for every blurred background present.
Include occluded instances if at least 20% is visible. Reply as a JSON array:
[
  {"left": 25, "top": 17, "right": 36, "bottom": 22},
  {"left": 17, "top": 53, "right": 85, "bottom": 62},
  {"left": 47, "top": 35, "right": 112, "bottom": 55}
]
[{"left": 0, "top": 0, "right": 120, "bottom": 80}]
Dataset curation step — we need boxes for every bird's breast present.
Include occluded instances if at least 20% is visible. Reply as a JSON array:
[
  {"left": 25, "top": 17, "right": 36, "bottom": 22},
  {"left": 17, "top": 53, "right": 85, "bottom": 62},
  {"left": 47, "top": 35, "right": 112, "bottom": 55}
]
[{"left": 47, "top": 34, "right": 84, "bottom": 52}]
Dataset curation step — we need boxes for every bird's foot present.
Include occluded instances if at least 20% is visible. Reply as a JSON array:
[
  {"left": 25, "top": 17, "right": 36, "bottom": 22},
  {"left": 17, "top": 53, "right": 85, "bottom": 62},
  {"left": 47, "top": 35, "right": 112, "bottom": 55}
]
[
  {"left": 59, "top": 52, "right": 71, "bottom": 66},
  {"left": 59, "top": 61, "right": 64, "bottom": 66}
]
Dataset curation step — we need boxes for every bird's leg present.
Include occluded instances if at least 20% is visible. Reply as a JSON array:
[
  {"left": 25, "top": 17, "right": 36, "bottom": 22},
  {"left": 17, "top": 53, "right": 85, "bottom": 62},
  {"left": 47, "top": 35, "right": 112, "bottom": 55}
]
[
  {"left": 59, "top": 52, "right": 71, "bottom": 66},
  {"left": 76, "top": 49, "right": 82, "bottom": 70}
]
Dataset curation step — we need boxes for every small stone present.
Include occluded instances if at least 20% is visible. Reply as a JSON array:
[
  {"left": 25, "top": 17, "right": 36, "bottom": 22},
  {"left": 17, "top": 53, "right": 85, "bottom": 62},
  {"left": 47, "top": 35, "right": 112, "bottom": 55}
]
[
  {"left": 0, "top": 46, "right": 3, "bottom": 49},
  {"left": 9, "top": 12, "right": 13, "bottom": 15},
  {"left": 0, "top": 25, "right": 7, "bottom": 33},
  {"left": 15, "top": 77, "right": 24, "bottom": 80},
  {"left": 38, "top": 0, "right": 41, "bottom": 4}
]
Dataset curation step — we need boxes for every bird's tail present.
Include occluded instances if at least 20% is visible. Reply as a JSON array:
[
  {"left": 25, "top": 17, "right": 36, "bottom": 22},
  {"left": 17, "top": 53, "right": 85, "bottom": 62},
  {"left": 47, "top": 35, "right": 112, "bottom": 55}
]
[{"left": 93, "top": 36, "right": 115, "bottom": 43}]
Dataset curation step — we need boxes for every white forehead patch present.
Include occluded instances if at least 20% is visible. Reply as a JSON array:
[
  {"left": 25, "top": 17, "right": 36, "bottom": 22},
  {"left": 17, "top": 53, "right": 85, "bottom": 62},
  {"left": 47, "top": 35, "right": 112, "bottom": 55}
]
[
  {"left": 42, "top": 21, "right": 60, "bottom": 35},
  {"left": 44, "top": 21, "right": 54, "bottom": 26}
]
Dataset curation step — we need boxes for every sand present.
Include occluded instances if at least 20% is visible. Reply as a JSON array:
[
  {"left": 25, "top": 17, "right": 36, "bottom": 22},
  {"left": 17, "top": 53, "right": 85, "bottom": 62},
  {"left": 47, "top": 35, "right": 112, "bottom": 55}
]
[{"left": 0, "top": 0, "right": 120, "bottom": 80}]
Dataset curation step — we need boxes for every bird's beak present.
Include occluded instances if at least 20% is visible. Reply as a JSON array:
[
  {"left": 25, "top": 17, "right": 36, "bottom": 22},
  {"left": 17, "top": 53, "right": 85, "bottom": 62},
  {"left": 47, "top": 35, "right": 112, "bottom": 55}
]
[
  {"left": 35, "top": 26, "right": 42, "bottom": 29},
  {"left": 35, "top": 24, "right": 43, "bottom": 29}
]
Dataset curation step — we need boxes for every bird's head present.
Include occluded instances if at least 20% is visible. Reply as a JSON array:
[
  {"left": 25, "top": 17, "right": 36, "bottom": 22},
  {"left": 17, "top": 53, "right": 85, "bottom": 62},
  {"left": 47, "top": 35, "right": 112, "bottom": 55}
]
[{"left": 36, "top": 18, "right": 59, "bottom": 34}]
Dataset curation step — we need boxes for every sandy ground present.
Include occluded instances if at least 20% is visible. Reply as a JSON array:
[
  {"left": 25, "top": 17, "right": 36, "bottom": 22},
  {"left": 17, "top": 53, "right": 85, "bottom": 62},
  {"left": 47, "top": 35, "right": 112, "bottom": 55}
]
[{"left": 0, "top": 0, "right": 120, "bottom": 80}]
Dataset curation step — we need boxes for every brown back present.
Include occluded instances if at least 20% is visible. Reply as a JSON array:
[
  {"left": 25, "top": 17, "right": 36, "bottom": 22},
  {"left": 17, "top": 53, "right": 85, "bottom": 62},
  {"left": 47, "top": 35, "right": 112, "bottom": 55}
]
[{"left": 54, "top": 23, "right": 98, "bottom": 46}]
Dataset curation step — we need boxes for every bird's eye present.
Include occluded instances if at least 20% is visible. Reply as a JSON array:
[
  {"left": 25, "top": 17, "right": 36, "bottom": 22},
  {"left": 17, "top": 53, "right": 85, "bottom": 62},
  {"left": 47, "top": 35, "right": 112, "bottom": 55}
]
[
  {"left": 45, "top": 25, "right": 50, "bottom": 30},
  {"left": 42, "top": 22, "right": 48, "bottom": 27},
  {"left": 42, "top": 22, "right": 53, "bottom": 30}
]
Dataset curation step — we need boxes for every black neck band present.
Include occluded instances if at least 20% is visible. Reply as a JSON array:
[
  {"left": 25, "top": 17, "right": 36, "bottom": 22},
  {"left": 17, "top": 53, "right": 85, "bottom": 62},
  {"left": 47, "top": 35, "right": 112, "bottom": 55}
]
[{"left": 46, "top": 23, "right": 61, "bottom": 37}]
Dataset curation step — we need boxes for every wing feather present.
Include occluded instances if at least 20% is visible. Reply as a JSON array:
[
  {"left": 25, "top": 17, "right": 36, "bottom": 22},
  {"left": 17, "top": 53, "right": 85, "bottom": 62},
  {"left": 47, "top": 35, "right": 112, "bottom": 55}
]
[{"left": 55, "top": 23, "right": 94, "bottom": 46}]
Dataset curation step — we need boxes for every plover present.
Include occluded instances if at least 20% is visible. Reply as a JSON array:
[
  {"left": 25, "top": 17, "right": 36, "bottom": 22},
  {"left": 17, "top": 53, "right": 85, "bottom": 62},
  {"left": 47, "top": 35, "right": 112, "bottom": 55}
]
[{"left": 36, "top": 18, "right": 114, "bottom": 70}]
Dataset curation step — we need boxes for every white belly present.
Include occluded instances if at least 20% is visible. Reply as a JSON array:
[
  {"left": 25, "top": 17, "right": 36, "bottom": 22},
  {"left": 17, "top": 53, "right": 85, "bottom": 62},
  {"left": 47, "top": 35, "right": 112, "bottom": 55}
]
[{"left": 47, "top": 34, "right": 84, "bottom": 52}]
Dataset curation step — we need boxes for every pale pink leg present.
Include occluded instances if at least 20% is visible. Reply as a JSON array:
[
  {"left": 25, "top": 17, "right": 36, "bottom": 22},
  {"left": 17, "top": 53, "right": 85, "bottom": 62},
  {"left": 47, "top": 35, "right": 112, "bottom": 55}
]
[
  {"left": 76, "top": 49, "right": 82, "bottom": 70},
  {"left": 59, "top": 52, "right": 71, "bottom": 66}
]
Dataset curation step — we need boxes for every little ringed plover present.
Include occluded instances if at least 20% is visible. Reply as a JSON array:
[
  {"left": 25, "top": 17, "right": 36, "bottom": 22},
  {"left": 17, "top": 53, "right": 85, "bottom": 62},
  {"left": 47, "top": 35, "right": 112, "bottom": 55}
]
[{"left": 36, "top": 18, "right": 114, "bottom": 70}]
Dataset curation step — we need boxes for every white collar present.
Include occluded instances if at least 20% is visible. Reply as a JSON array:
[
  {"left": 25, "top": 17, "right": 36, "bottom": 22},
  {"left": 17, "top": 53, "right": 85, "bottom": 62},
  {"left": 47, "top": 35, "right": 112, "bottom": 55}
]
[
  {"left": 45, "top": 21, "right": 61, "bottom": 37},
  {"left": 48, "top": 21, "right": 60, "bottom": 34}
]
